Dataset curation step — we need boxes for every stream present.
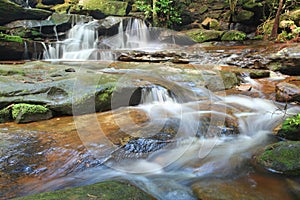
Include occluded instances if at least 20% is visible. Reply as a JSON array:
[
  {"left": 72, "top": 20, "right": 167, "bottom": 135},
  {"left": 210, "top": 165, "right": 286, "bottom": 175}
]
[{"left": 1, "top": 18, "right": 300, "bottom": 199}]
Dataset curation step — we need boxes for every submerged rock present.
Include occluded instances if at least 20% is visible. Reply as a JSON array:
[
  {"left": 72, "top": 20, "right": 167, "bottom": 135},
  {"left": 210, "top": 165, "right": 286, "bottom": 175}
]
[
  {"left": 255, "top": 141, "right": 300, "bottom": 176},
  {"left": 14, "top": 181, "right": 155, "bottom": 200}
]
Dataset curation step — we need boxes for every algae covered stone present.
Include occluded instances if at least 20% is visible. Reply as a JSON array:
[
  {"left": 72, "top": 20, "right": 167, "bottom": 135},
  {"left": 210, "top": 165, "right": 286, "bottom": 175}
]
[
  {"left": 256, "top": 141, "right": 300, "bottom": 176},
  {"left": 0, "top": 107, "right": 12, "bottom": 123},
  {"left": 221, "top": 30, "right": 246, "bottom": 41},
  {"left": 82, "top": 0, "right": 128, "bottom": 16},
  {"left": 186, "top": 29, "right": 224, "bottom": 43},
  {"left": 12, "top": 103, "right": 52, "bottom": 123},
  {"left": 14, "top": 181, "right": 155, "bottom": 200}
]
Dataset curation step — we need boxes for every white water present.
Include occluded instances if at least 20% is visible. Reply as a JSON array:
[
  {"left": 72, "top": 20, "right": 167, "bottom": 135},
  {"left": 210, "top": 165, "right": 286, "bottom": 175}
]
[
  {"left": 24, "top": 85, "right": 300, "bottom": 199},
  {"left": 43, "top": 17, "right": 154, "bottom": 61}
]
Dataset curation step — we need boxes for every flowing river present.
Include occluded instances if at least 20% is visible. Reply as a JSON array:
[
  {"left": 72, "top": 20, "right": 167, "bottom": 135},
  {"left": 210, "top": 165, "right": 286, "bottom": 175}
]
[{"left": 1, "top": 17, "right": 300, "bottom": 199}]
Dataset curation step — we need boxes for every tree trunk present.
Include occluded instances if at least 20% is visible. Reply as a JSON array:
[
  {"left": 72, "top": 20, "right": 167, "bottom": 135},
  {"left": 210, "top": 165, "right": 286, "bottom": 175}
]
[
  {"left": 152, "top": 0, "right": 158, "bottom": 26},
  {"left": 270, "top": 0, "right": 285, "bottom": 39}
]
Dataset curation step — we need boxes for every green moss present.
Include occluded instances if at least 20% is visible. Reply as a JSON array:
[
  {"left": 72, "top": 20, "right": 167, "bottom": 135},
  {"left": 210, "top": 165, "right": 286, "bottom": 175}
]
[
  {"left": 249, "top": 70, "right": 270, "bottom": 79},
  {"left": 51, "top": 3, "right": 72, "bottom": 14},
  {"left": 12, "top": 103, "right": 48, "bottom": 120},
  {"left": 257, "top": 141, "right": 300, "bottom": 176},
  {"left": 187, "top": 29, "right": 224, "bottom": 43},
  {"left": 98, "top": 86, "right": 116, "bottom": 102},
  {"left": 14, "top": 181, "right": 154, "bottom": 200},
  {"left": 0, "top": 33, "right": 23, "bottom": 43},
  {"left": 221, "top": 30, "right": 247, "bottom": 41},
  {"left": 232, "top": 9, "right": 254, "bottom": 22},
  {"left": 82, "top": 0, "right": 128, "bottom": 16},
  {"left": 0, "top": 69, "right": 25, "bottom": 76}
]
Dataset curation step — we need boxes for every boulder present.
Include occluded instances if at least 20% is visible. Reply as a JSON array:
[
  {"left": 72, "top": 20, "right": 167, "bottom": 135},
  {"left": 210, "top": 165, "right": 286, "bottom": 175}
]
[
  {"left": 254, "top": 141, "right": 300, "bottom": 176},
  {"left": 82, "top": 0, "right": 129, "bottom": 16},
  {"left": 0, "top": 39, "right": 45, "bottom": 60},
  {"left": 97, "top": 16, "right": 124, "bottom": 36},
  {"left": 0, "top": 0, "right": 52, "bottom": 25},
  {"left": 186, "top": 29, "right": 224, "bottom": 43},
  {"left": 232, "top": 9, "right": 254, "bottom": 23},
  {"left": 221, "top": 30, "right": 247, "bottom": 41},
  {"left": 275, "top": 82, "right": 300, "bottom": 103}
]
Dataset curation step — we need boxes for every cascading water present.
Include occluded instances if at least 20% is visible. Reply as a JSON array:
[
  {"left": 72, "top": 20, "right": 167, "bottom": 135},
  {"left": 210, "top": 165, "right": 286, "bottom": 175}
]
[
  {"left": 43, "top": 17, "right": 153, "bottom": 61},
  {"left": 19, "top": 85, "right": 300, "bottom": 199},
  {"left": 43, "top": 20, "right": 99, "bottom": 60},
  {"left": 140, "top": 85, "right": 178, "bottom": 104}
]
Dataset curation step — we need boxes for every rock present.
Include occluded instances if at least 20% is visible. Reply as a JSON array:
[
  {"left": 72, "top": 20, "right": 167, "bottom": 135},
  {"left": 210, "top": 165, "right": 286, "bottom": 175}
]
[
  {"left": 12, "top": 103, "right": 53, "bottom": 123},
  {"left": 254, "top": 141, "right": 300, "bottom": 176},
  {"left": 0, "top": 39, "right": 44, "bottom": 60},
  {"left": 117, "top": 51, "right": 189, "bottom": 63},
  {"left": 41, "top": 0, "right": 64, "bottom": 6},
  {"left": 82, "top": 0, "right": 129, "bottom": 16},
  {"left": 221, "top": 30, "right": 247, "bottom": 41},
  {"left": 0, "top": 0, "right": 52, "bottom": 25},
  {"left": 192, "top": 179, "right": 270, "bottom": 200},
  {"left": 201, "top": 17, "right": 221, "bottom": 30},
  {"left": 14, "top": 181, "right": 155, "bottom": 200},
  {"left": 186, "top": 29, "right": 224, "bottom": 43},
  {"left": 5, "top": 13, "right": 93, "bottom": 39},
  {"left": 0, "top": 106, "right": 12, "bottom": 123},
  {"left": 97, "top": 16, "right": 124, "bottom": 36},
  {"left": 268, "top": 43, "right": 300, "bottom": 75},
  {"left": 277, "top": 113, "right": 300, "bottom": 140},
  {"left": 249, "top": 70, "right": 270, "bottom": 79},
  {"left": 275, "top": 82, "right": 300, "bottom": 103},
  {"left": 232, "top": 9, "right": 254, "bottom": 23},
  {"left": 204, "top": 70, "right": 239, "bottom": 91}
]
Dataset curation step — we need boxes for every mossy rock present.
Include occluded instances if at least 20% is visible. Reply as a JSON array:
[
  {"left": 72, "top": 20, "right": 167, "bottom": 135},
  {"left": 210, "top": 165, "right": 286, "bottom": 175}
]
[
  {"left": 255, "top": 141, "right": 300, "bottom": 176},
  {"left": 277, "top": 113, "right": 300, "bottom": 140},
  {"left": 0, "top": 0, "right": 52, "bottom": 25},
  {"left": 0, "top": 106, "right": 12, "bottom": 123},
  {"left": 249, "top": 70, "right": 270, "bottom": 79},
  {"left": 221, "top": 30, "right": 247, "bottom": 41},
  {"left": 82, "top": 0, "right": 128, "bottom": 16},
  {"left": 186, "top": 29, "right": 224, "bottom": 43},
  {"left": 12, "top": 103, "right": 52, "bottom": 123},
  {"left": 0, "top": 33, "right": 23, "bottom": 43},
  {"left": 232, "top": 9, "right": 254, "bottom": 23},
  {"left": 14, "top": 181, "right": 155, "bottom": 200}
]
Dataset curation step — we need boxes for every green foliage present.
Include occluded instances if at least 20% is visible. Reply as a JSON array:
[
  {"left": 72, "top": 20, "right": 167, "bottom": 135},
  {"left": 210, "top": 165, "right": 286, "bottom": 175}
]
[
  {"left": 277, "top": 25, "right": 300, "bottom": 42},
  {"left": 136, "top": 0, "right": 183, "bottom": 28},
  {"left": 285, "top": 113, "right": 300, "bottom": 127}
]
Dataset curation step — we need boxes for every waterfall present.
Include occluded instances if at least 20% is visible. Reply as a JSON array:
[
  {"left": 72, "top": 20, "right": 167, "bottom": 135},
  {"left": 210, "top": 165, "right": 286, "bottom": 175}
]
[
  {"left": 43, "top": 19, "right": 98, "bottom": 61},
  {"left": 140, "top": 85, "right": 178, "bottom": 104},
  {"left": 43, "top": 17, "right": 153, "bottom": 61},
  {"left": 23, "top": 41, "right": 29, "bottom": 60},
  {"left": 106, "top": 17, "right": 151, "bottom": 50}
]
